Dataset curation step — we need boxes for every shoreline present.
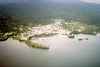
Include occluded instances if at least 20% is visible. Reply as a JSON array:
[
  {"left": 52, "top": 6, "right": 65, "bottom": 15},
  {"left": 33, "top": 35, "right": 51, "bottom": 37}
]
[
  {"left": 5, "top": 33, "right": 100, "bottom": 48},
  {"left": 0, "top": 20, "right": 100, "bottom": 49}
]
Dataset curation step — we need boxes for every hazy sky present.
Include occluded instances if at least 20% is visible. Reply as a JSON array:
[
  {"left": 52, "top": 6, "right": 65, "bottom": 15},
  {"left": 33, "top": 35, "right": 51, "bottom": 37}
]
[
  {"left": 0, "top": 0, "right": 100, "bottom": 4},
  {"left": 81, "top": 0, "right": 100, "bottom": 4}
]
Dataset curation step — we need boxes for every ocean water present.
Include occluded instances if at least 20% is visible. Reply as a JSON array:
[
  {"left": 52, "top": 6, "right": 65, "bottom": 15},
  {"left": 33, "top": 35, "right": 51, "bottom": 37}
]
[{"left": 0, "top": 34, "right": 100, "bottom": 67}]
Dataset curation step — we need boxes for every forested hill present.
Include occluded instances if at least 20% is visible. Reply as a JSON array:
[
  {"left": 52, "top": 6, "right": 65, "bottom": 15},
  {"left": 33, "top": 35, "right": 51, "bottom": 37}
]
[
  {"left": 1, "top": 2, "right": 100, "bottom": 26},
  {"left": 0, "top": 2, "right": 100, "bottom": 41}
]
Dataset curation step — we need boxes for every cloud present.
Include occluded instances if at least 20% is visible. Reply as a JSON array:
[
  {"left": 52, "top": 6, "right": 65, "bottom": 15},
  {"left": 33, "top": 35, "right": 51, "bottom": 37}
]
[{"left": 81, "top": 0, "right": 100, "bottom": 4}]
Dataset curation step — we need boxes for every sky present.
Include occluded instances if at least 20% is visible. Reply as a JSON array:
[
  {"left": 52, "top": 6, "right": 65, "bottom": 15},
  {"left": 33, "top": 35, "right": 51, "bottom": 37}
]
[
  {"left": 0, "top": 0, "right": 100, "bottom": 4},
  {"left": 81, "top": 0, "right": 100, "bottom": 4}
]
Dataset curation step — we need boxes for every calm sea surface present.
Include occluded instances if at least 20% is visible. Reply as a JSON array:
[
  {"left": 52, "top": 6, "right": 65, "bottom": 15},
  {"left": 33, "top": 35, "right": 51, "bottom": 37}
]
[{"left": 0, "top": 34, "right": 100, "bottom": 67}]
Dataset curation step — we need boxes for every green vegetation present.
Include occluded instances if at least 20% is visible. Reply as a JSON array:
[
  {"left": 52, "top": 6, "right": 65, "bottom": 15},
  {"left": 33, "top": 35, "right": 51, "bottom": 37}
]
[
  {"left": 78, "top": 38, "right": 83, "bottom": 41},
  {"left": 62, "top": 22, "right": 83, "bottom": 31},
  {"left": 0, "top": 32, "right": 18, "bottom": 41},
  {"left": 81, "top": 25, "right": 98, "bottom": 35},
  {"left": 62, "top": 22, "right": 99, "bottom": 35},
  {"left": 68, "top": 34, "right": 75, "bottom": 38},
  {"left": 12, "top": 35, "right": 49, "bottom": 49},
  {"left": 78, "top": 38, "right": 88, "bottom": 41},
  {"left": 12, "top": 35, "right": 22, "bottom": 41},
  {"left": 0, "top": 15, "right": 49, "bottom": 49},
  {"left": 25, "top": 40, "right": 49, "bottom": 49},
  {"left": 0, "top": 2, "right": 100, "bottom": 49},
  {"left": 0, "top": 15, "right": 21, "bottom": 41},
  {"left": 0, "top": 33, "right": 7, "bottom": 41},
  {"left": 0, "top": 36, "right": 8, "bottom": 41},
  {"left": 0, "top": 16, "right": 19, "bottom": 33},
  {"left": 28, "top": 33, "right": 56, "bottom": 40},
  {"left": 70, "top": 31, "right": 80, "bottom": 34}
]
